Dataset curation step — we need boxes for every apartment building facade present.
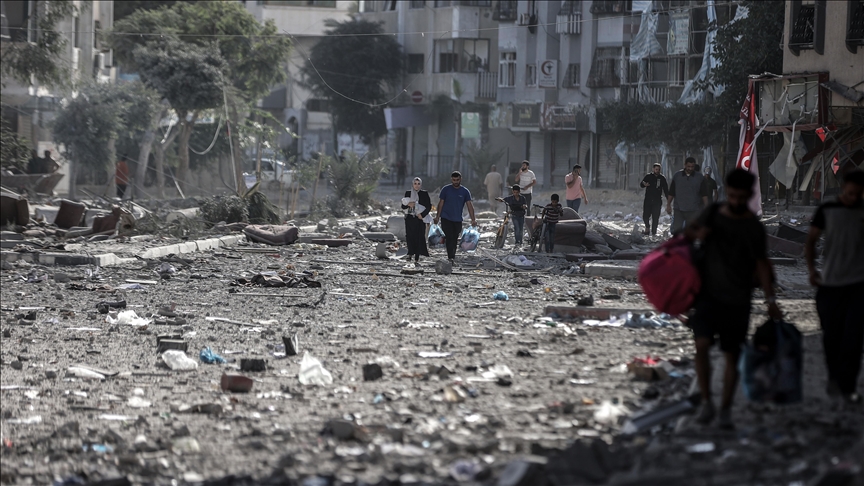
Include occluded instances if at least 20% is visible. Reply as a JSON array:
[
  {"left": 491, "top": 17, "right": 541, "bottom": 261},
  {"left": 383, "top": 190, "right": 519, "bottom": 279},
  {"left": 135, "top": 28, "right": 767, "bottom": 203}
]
[
  {"left": 1, "top": 0, "right": 115, "bottom": 194},
  {"left": 358, "top": 0, "right": 742, "bottom": 191},
  {"left": 242, "top": 0, "right": 354, "bottom": 162}
]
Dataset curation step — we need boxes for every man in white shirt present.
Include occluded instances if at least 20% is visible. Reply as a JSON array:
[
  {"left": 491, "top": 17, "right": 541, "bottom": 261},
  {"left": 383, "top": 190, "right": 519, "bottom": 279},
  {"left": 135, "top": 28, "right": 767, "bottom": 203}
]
[
  {"left": 511, "top": 160, "right": 537, "bottom": 210},
  {"left": 484, "top": 165, "right": 504, "bottom": 213}
]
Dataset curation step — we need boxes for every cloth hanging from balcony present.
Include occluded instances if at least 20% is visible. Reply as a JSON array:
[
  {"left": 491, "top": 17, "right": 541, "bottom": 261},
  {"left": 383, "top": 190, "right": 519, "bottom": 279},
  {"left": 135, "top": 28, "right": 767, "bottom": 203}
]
[{"left": 629, "top": 2, "right": 664, "bottom": 63}]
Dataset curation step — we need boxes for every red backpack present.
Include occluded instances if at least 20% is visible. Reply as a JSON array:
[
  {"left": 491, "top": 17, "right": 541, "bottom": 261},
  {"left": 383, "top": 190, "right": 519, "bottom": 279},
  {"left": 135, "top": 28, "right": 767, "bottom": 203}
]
[{"left": 638, "top": 235, "right": 701, "bottom": 315}]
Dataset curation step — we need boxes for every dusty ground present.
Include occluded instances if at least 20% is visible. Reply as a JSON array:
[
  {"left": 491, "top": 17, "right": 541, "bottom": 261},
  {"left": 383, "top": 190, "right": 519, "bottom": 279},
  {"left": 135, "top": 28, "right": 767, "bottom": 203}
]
[{"left": 1, "top": 190, "right": 862, "bottom": 486}]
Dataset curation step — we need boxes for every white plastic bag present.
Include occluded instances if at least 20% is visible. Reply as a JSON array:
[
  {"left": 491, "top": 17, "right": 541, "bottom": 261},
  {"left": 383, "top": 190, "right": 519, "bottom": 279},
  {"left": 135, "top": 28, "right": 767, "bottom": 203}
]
[
  {"left": 298, "top": 352, "right": 333, "bottom": 385},
  {"left": 162, "top": 350, "right": 198, "bottom": 371},
  {"left": 106, "top": 310, "right": 151, "bottom": 328}
]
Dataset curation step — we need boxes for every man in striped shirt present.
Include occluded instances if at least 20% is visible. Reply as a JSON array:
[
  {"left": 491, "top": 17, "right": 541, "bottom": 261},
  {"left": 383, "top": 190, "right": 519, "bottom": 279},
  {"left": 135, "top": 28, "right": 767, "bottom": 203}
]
[{"left": 542, "top": 194, "right": 564, "bottom": 253}]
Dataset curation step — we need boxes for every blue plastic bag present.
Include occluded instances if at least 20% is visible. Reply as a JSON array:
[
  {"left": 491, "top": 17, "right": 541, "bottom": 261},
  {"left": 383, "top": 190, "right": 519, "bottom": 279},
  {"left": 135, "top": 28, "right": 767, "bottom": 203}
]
[
  {"left": 459, "top": 226, "right": 480, "bottom": 252},
  {"left": 428, "top": 223, "right": 445, "bottom": 248},
  {"left": 739, "top": 319, "right": 803, "bottom": 404},
  {"left": 200, "top": 347, "right": 226, "bottom": 364}
]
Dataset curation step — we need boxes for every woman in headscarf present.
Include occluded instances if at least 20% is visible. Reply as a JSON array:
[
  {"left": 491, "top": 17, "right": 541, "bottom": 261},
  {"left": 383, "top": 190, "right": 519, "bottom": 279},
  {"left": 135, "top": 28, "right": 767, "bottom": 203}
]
[{"left": 401, "top": 177, "right": 432, "bottom": 266}]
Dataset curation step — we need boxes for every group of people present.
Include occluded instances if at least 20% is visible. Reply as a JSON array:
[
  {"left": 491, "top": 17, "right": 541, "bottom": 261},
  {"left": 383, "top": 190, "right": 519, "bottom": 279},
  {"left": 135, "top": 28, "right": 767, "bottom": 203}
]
[
  {"left": 641, "top": 157, "right": 720, "bottom": 236},
  {"left": 26, "top": 150, "right": 60, "bottom": 175},
  {"left": 682, "top": 168, "right": 864, "bottom": 428},
  {"left": 404, "top": 159, "right": 864, "bottom": 426}
]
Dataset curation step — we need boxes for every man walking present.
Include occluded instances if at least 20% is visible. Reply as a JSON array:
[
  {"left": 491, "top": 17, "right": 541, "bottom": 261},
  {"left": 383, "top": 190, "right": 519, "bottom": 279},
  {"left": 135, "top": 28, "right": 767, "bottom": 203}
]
[
  {"left": 564, "top": 164, "right": 588, "bottom": 212},
  {"left": 667, "top": 157, "right": 708, "bottom": 233},
  {"left": 805, "top": 170, "right": 864, "bottom": 404},
  {"left": 512, "top": 160, "right": 536, "bottom": 209},
  {"left": 685, "top": 169, "right": 781, "bottom": 428},
  {"left": 640, "top": 163, "right": 668, "bottom": 235},
  {"left": 484, "top": 165, "right": 504, "bottom": 213},
  {"left": 500, "top": 185, "right": 527, "bottom": 247},
  {"left": 703, "top": 166, "right": 719, "bottom": 202},
  {"left": 433, "top": 171, "right": 477, "bottom": 264}
]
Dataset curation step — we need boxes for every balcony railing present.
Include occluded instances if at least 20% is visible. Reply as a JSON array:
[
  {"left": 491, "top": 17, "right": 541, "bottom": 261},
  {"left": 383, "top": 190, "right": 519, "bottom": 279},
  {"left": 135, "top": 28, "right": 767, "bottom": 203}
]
[{"left": 476, "top": 71, "right": 497, "bottom": 99}]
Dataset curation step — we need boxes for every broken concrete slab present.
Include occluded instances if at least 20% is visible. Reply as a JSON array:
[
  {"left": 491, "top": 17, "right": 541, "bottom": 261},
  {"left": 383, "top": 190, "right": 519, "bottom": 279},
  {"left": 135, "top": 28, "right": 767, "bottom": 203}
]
[
  {"left": 600, "top": 233, "right": 632, "bottom": 251},
  {"left": 296, "top": 233, "right": 331, "bottom": 243},
  {"left": 776, "top": 222, "right": 808, "bottom": 243},
  {"left": 611, "top": 249, "right": 649, "bottom": 261},
  {"left": 565, "top": 254, "right": 608, "bottom": 262},
  {"left": 583, "top": 261, "right": 639, "bottom": 278},
  {"left": 362, "top": 232, "right": 396, "bottom": 242},
  {"left": 766, "top": 234, "right": 804, "bottom": 257},
  {"left": 544, "top": 306, "right": 653, "bottom": 320},
  {"left": 385, "top": 215, "right": 407, "bottom": 241},
  {"left": 309, "top": 238, "right": 353, "bottom": 247},
  {"left": 166, "top": 207, "right": 200, "bottom": 223}
]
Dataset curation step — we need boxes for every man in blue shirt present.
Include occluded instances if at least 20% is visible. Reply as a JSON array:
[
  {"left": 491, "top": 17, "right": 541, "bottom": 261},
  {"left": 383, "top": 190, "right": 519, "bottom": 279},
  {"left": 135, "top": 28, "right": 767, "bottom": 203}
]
[{"left": 433, "top": 171, "right": 477, "bottom": 263}]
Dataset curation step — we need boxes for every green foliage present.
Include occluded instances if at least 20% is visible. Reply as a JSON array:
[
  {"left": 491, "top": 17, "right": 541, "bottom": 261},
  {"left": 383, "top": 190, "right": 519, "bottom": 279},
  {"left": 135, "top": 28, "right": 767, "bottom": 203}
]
[
  {"left": 52, "top": 82, "right": 161, "bottom": 172},
  {"left": 200, "top": 195, "right": 248, "bottom": 224},
  {"left": 327, "top": 152, "right": 388, "bottom": 209},
  {"left": 1, "top": 120, "right": 31, "bottom": 172},
  {"left": 301, "top": 19, "right": 403, "bottom": 145},
  {"left": 0, "top": 1, "right": 78, "bottom": 89},
  {"left": 709, "top": 0, "right": 785, "bottom": 122},
  {"left": 199, "top": 186, "right": 281, "bottom": 225},
  {"left": 598, "top": 101, "right": 723, "bottom": 153},
  {"left": 111, "top": 2, "right": 291, "bottom": 105},
  {"left": 245, "top": 191, "right": 281, "bottom": 225},
  {"left": 464, "top": 144, "right": 506, "bottom": 185},
  {"left": 133, "top": 40, "right": 226, "bottom": 114},
  {"left": 52, "top": 85, "right": 124, "bottom": 172}
]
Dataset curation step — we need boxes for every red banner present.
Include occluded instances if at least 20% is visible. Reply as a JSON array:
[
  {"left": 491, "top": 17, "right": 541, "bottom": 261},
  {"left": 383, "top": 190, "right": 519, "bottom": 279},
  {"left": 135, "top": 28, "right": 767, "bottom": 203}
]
[{"left": 735, "top": 82, "right": 762, "bottom": 215}]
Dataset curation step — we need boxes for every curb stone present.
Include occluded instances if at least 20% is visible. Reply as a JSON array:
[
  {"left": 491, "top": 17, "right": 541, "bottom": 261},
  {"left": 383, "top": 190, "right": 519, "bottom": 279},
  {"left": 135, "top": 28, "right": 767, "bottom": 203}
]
[{"left": 0, "top": 234, "right": 246, "bottom": 267}]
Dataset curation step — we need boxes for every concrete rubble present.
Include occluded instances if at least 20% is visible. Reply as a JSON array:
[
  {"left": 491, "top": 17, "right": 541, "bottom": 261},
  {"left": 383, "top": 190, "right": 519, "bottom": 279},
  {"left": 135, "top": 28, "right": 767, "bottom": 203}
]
[{"left": 0, "top": 190, "right": 860, "bottom": 485}]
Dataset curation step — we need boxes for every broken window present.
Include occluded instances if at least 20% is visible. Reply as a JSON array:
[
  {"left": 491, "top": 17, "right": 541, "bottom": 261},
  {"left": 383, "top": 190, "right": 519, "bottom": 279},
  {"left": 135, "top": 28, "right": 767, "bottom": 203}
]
[
  {"left": 562, "top": 63, "right": 580, "bottom": 88},
  {"left": 407, "top": 53, "right": 425, "bottom": 74},
  {"left": 493, "top": 0, "right": 517, "bottom": 20},
  {"left": 848, "top": 0, "right": 864, "bottom": 53},
  {"left": 589, "top": 0, "right": 629, "bottom": 15},
  {"left": 526, "top": 63, "right": 537, "bottom": 86},
  {"left": 788, "top": 1, "right": 825, "bottom": 55},
  {"left": 434, "top": 39, "right": 489, "bottom": 73},
  {"left": 586, "top": 47, "right": 622, "bottom": 88}
]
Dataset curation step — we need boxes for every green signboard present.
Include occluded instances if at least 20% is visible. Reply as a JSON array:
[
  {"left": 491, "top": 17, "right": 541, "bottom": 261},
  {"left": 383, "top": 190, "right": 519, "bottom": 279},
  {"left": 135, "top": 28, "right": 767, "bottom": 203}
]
[{"left": 461, "top": 112, "right": 480, "bottom": 139}]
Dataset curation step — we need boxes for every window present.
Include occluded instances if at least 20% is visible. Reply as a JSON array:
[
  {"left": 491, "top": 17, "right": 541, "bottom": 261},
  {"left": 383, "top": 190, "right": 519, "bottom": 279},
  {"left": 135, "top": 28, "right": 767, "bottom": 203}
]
[
  {"left": 789, "top": 1, "right": 825, "bottom": 55},
  {"left": 559, "top": 0, "right": 582, "bottom": 15},
  {"left": 434, "top": 39, "right": 489, "bottom": 73},
  {"left": 407, "top": 54, "right": 425, "bottom": 74},
  {"left": 563, "top": 63, "right": 580, "bottom": 88},
  {"left": 493, "top": 0, "right": 517, "bottom": 20},
  {"left": 499, "top": 52, "right": 516, "bottom": 87},
  {"left": 306, "top": 99, "right": 330, "bottom": 112},
  {"left": 848, "top": 0, "right": 864, "bottom": 53},
  {"left": 526, "top": 63, "right": 537, "bottom": 86},
  {"left": 410, "top": 0, "right": 426, "bottom": 8},
  {"left": 668, "top": 58, "right": 685, "bottom": 86},
  {"left": 589, "top": 0, "right": 629, "bottom": 14},
  {"left": 586, "top": 47, "right": 622, "bottom": 88}
]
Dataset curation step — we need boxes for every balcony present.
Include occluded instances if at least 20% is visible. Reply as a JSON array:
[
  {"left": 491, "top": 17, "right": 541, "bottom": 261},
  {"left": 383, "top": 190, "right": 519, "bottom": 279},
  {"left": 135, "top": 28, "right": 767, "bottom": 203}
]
[
  {"left": 622, "top": 83, "right": 685, "bottom": 104},
  {"left": 431, "top": 72, "right": 497, "bottom": 103}
]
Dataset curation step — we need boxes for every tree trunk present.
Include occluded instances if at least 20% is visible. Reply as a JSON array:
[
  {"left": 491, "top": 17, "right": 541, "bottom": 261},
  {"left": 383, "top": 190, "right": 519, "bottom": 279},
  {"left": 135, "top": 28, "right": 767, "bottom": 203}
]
[
  {"left": 154, "top": 144, "right": 166, "bottom": 199},
  {"left": 135, "top": 129, "right": 155, "bottom": 200},
  {"left": 106, "top": 138, "right": 117, "bottom": 199},
  {"left": 176, "top": 110, "right": 198, "bottom": 197},
  {"left": 229, "top": 103, "right": 245, "bottom": 194},
  {"left": 453, "top": 107, "right": 463, "bottom": 172}
]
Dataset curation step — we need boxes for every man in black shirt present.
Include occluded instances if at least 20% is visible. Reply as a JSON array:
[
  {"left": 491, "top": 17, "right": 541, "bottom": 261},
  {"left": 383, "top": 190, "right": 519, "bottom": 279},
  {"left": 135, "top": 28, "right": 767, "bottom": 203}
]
[
  {"left": 703, "top": 166, "right": 719, "bottom": 203},
  {"left": 685, "top": 169, "right": 781, "bottom": 429},
  {"left": 640, "top": 163, "right": 668, "bottom": 235},
  {"left": 499, "top": 185, "right": 527, "bottom": 247},
  {"left": 806, "top": 170, "right": 864, "bottom": 403}
]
